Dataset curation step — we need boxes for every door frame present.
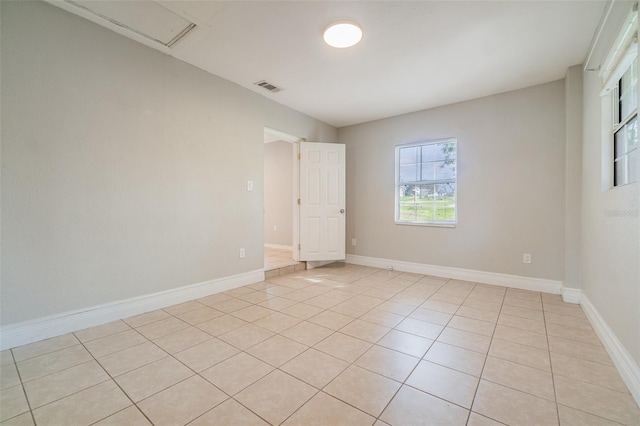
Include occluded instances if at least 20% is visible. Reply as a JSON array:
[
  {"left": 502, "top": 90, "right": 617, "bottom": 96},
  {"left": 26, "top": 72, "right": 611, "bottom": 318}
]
[{"left": 263, "top": 127, "right": 304, "bottom": 261}]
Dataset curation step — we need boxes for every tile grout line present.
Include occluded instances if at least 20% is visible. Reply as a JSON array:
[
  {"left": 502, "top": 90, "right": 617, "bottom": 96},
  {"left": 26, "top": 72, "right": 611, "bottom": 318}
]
[
  {"left": 285, "top": 268, "right": 426, "bottom": 423},
  {"left": 541, "top": 296, "right": 562, "bottom": 426},
  {"left": 7, "top": 347, "right": 38, "bottom": 426},
  {"left": 237, "top": 264, "right": 386, "bottom": 424},
  {"left": 85, "top": 307, "right": 270, "bottom": 426},
  {"left": 540, "top": 297, "right": 633, "bottom": 425},
  {"left": 187, "top": 273, "right": 367, "bottom": 426},
  {"left": 432, "top": 280, "right": 495, "bottom": 425},
  {"left": 371, "top": 277, "right": 472, "bottom": 425},
  {"left": 466, "top": 285, "right": 508, "bottom": 426},
  {"left": 83, "top": 306, "right": 258, "bottom": 426},
  {"left": 281, "top": 271, "right": 433, "bottom": 425},
  {"left": 4, "top": 271, "right": 440, "bottom": 423},
  {"left": 14, "top": 330, "right": 156, "bottom": 425},
  {"left": 6, "top": 265, "right": 636, "bottom": 425},
  {"left": 273, "top": 270, "right": 440, "bottom": 424},
  {"left": 77, "top": 329, "right": 158, "bottom": 426},
  {"left": 4, "top": 274, "right": 490, "bottom": 424}
]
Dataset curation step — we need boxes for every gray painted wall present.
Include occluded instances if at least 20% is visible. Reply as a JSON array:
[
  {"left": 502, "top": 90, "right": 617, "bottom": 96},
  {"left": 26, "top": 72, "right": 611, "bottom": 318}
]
[
  {"left": 580, "top": 2, "right": 639, "bottom": 366},
  {"left": 3, "top": 1, "right": 639, "bottom": 375},
  {"left": 0, "top": 1, "right": 336, "bottom": 325},
  {"left": 564, "top": 65, "right": 583, "bottom": 290},
  {"left": 339, "top": 81, "right": 566, "bottom": 281},
  {"left": 264, "top": 141, "right": 294, "bottom": 246}
]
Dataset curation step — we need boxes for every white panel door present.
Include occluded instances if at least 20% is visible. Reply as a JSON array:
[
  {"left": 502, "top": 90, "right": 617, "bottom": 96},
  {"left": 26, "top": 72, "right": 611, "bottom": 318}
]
[{"left": 299, "top": 142, "right": 346, "bottom": 261}]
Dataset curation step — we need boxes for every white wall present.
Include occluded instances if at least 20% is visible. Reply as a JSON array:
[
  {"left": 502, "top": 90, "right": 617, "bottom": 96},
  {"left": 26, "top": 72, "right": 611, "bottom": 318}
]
[
  {"left": 264, "top": 141, "right": 293, "bottom": 246},
  {"left": 339, "top": 81, "right": 566, "bottom": 281},
  {"left": 0, "top": 1, "right": 336, "bottom": 326},
  {"left": 580, "top": 3, "right": 640, "bottom": 367}
]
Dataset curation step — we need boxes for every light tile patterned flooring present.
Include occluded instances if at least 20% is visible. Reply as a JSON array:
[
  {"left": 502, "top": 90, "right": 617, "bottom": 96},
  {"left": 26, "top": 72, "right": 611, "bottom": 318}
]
[
  {"left": 264, "top": 248, "right": 305, "bottom": 278},
  {"left": 2, "top": 263, "right": 639, "bottom": 425},
  {"left": 264, "top": 248, "right": 304, "bottom": 274}
]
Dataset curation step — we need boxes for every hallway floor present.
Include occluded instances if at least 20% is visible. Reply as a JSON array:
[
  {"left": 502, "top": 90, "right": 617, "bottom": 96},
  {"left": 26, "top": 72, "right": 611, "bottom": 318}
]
[
  {"left": 264, "top": 247, "right": 304, "bottom": 278},
  {"left": 1, "top": 263, "right": 639, "bottom": 425}
]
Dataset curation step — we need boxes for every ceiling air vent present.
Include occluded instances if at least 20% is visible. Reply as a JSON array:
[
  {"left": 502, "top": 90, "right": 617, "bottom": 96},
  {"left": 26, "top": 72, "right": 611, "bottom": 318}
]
[{"left": 254, "top": 80, "right": 283, "bottom": 93}]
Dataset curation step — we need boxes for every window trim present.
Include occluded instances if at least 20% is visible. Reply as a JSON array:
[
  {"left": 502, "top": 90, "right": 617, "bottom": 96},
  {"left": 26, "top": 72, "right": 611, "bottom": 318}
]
[
  {"left": 610, "top": 52, "right": 638, "bottom": 188},
  {"left": 394, "top": 138, "right": 458, "bottom": 227},
  {"left": 599, "top": 6, "right": 638, "bottom": 189}
]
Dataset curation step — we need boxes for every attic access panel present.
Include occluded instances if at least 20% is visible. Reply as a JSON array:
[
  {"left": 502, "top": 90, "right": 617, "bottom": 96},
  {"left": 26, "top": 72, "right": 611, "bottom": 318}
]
[{"left": 66, "top": 0, "right": 195, "bottom": 47}]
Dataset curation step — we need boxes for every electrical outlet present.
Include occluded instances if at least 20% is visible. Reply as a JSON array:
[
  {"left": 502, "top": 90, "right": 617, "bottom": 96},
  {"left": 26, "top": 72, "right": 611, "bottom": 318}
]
[
  {"left": 351, "top": 238, "right": 356, "bottom": 246},
  {"left": 239, "top": 248, "right": 246, "bottom": 258},
  {"left": 246, "top": 180, "right": 253, "bottom": 191},
  {"left": 523, "top": 253, "right": 532, "bottom": 264}
]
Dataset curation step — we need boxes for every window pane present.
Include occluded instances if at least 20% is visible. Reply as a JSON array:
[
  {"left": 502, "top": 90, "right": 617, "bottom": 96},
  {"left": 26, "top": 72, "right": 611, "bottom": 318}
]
[
  {"left": 615, "top": 127, "right": 627, "bottom": 159},
  {"left": 418, "top": 183, "right": 436, "bottom": 198},
  {"left": 436, "top": 183, "right": 456, "bottom": 221},
  {"left": 620, "top": 58, "right": 638, "bottom": 120},
  {"left": 420, "top": 161, "right": 456, "bottom": 181},
  {"left": 614, "top": 157, "right": 628, "bottom": 186},
  {"left": 421, "top": 144, "right": 436, "bottom": 161},
  {"left": 615, "top": 116, "right": 637, "bottom": 159},
  {"left": 435, "top": 161, "right": 456, "bottom": 180},
  {"left": 628, "top": 150, "right": 638, "bottom": 184},
  {"left": 399, "top": 164, "right": 418, "bottom": 183},
  {"left": 439, "top": 141, "right": 457, "bottom": 163},
  {"left": 425, "top": 143, "right": 450, "bottom": 161},
  {"left": 397, "top": 183, "right": 456, "bottom": 223},
  {"left": 613, "top": 116, "right": 638, "bottom": 186},
  {"left": 420, "top": 162, "right": 436, "bottom": 181},
  {"left": 399, "top": 147, "right": 419, "bottom": 165},
  {"left": 627, "top": 115, "right": 638, "bottom": 151},
  {"left": 436, "top": 141, "right": 456, "bottom": 162},
  {"left": 398, "top": 184, "right": 435, "bottom": 222},
  {"left": 615, "top": 150, "right": 638, "bottom": 186},
  {"left": 396, "top": 140, "right": 457, "bottom": 224},
  {"left": 437, "top": 182, "right": 456, "bottom": 198}
]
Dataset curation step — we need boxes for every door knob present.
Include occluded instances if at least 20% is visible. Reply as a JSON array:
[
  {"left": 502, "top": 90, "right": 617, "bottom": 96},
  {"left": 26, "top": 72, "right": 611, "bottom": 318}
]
[{"left": 340, "top": 209, "right": 345, "bottom": 213}]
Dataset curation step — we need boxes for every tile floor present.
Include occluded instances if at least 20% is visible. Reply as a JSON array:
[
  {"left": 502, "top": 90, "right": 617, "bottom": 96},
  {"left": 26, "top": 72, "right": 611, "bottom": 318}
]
[
  {"left": 264, "top": 248, "right": 304, "bottom": 278},
  {"left": 2, "top": 263, "right": 639, "bottom": 425}
]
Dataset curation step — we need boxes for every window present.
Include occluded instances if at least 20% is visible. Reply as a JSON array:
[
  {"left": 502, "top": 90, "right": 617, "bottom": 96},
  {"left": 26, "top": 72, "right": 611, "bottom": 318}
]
[
  {"left": 613, "top": 57, "right": 638, "bottom": 186},
  {"left": 395, "top": 139, "right": 457, "bottom": 226},
  {"left": 601, "top": 7, "right": 638, "bottom": 189}
]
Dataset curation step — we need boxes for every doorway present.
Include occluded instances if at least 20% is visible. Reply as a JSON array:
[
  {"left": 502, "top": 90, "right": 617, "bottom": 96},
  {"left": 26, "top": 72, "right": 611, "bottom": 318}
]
[
  {"left": 263, "top": 128, "right": 347, "bottom": 273},
  {"left": 263, "top": 127, "right": 303, "bottom": 275}
]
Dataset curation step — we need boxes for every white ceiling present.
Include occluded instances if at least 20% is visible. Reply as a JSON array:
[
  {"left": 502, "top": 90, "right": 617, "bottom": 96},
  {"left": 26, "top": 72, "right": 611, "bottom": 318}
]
[{"left": 55, "top": 1, "right": 607, "bottom": 128}]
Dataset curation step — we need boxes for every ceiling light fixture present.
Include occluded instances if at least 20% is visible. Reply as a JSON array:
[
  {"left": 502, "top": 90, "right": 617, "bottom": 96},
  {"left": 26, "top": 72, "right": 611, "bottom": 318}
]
[{"left": 323, "top": 21, "right": 363, "bottom": 48}]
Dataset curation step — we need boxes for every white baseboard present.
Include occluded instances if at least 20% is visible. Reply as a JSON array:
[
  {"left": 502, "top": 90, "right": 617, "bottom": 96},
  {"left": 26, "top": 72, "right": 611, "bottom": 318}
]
[
  {"left": 0, "top": 269, "right": 265, "bottom": 351},
  {"left": 581, "top": 294, "right": 640, "bottom": 406},
  {"left": 345, "top": 254, "right": 562, "bottom": 294},
  {"left": 561, "top": 287, "right": 582, "bottom": 304},
  {"left": 264, "top": 243, "right": 293, "bottom": 251}
]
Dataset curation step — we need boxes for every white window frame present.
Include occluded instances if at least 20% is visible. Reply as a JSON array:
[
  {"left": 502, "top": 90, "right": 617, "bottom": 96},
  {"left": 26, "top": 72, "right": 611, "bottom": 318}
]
[
  {"left": 599, "top": 8, "right": 638, "bottom": 189},
  {"left": 611, "top": 56, "right": 638, "bottom": 187},
  {"left": 394, "top": 138, "right": 457, "bottom": 227}
]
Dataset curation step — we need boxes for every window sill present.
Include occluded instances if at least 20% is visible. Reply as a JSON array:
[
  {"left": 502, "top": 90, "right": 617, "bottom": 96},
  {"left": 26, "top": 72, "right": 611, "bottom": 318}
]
[
  {"left": 609, "top": 180, "right": 638, "bottom": 190},
  {"left": 395, "top": 221, "right": 456, "bottom": 228}
]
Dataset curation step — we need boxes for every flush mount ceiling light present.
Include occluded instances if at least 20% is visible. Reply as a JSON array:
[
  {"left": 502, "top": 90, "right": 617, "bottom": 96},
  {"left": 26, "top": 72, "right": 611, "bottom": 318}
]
[{"left": 323, "top": 21, "right": 363, "bottom": 48}]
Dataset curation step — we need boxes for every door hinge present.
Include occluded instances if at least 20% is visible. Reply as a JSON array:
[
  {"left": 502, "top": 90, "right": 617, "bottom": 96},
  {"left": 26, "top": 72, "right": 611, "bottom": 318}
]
[
  {"left": 298, "top": 244, "right": 301, "bottom": 250},
  {"left": 297, "top": 198, "right": 301, "bottom": 205},
  {"left": 297, "top": 153, "right": 301, "bottom": 160}
]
